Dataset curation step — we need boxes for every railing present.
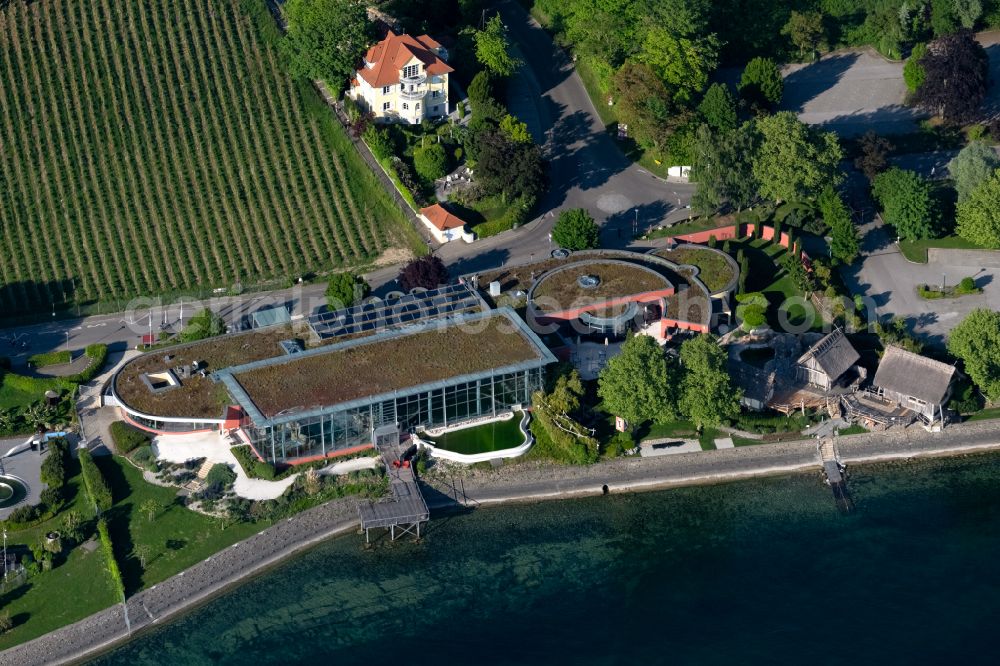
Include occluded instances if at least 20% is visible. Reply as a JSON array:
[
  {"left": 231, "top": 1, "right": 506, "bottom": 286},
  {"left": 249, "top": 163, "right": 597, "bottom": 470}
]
[
  {"left": 399, "top": 86, "right": 427, "bottom": 101},
  {"left": 400, "top": 73, "right": 426, "bottom": 86}
]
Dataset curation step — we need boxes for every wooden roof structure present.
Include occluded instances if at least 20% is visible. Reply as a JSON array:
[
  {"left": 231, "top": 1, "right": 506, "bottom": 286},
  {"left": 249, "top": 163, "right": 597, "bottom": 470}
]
[
  {"left": 796, "top": 328, "right": 859, "bottom": 382},
  {"left": 873, "top": 346, "right": 956, "bottom": 405}
]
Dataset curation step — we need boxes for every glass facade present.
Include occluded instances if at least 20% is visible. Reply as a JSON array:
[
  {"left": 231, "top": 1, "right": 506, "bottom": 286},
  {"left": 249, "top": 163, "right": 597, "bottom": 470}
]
[
  {"left": 244, "top": 367, "right": 544, "bottom": 463},
  {"left": 126, "top": 413, "right": 220, "bottom": 433}
]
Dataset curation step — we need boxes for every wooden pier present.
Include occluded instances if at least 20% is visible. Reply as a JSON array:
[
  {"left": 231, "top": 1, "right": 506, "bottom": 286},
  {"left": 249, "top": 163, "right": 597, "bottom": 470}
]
[
  {"left": 358, "top": 425, "right": 429, "bottom": 543},
  {"left": 819, "top": 438, "right": 853, "bottom": 513}
]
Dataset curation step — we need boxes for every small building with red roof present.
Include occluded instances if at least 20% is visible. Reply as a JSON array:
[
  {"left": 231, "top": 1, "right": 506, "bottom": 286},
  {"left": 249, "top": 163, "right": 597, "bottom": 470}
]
[
  {"left": 349, "top": 30, "right": 453, "bottom": 124},
  {"left": 420, "top": 203, "right": 472, "bottom": 243}
]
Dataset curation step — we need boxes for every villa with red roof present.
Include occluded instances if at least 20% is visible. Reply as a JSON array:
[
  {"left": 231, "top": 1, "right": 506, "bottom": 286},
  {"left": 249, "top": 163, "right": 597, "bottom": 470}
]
[{"left": 349, "top": 31, "right": 453, "bottom": 124}]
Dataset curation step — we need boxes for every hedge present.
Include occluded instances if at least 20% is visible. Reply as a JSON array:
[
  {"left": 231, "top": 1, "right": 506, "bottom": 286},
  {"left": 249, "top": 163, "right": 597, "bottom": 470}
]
[
  {"left": 78, "top": 448, "right": 113, "bottom": 513},
  {"left": 109, "top": 421, "right": 151, "bottom": 454},
  {"left": 97, "top": 518, "right": 125, "bottom": 601},
  {"left": 28, "top": 350, "right": 71, "bottom": 367},
  {"left": 40, "top": 438, "right": 69, "bottom": 489},
  {"left": 65, "top": 344, "right": 108, "bottom": 383},
  {"left": 472, "top": 195, "right": 535, "bottom": 238}
]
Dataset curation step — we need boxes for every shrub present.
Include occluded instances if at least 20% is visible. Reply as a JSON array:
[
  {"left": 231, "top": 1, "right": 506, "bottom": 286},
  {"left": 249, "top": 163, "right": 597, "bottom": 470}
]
[
  {"left": 205, "top": 464, "right": 237, "bottom": 488},
  {"left": 707, "top": 235, "right": 717, "bottom": 248},
  {"left": 78, "top": 448, "right": 113, "bottom": 512},
  {"left": 40, "top": 438, "right": 69, "bottom": 489},
  {"left": 131, "top": 445, "right": 158, "bottom": 472},
  {"left": 39, "top": 487, "right": 62, "bottom": 512},
  {"left": 254, "top": 461, "right": 276, "bottom": 480},
  {"left": 363, "top": 126, "right": 394, "bottom": 160},
  {"left": 7, "top": 504, "right": 38, "bottom": 524},
  {"left": 413, "top": 142, "right": 450, "bottom": 182},
  {"left": 958, "top": 276, "right": 977, "bottom": 293},
  {"left": 0, "top": 611, "right": 12, "bottom": 634},
  {"left": 109, "top": 421, "right": 151, "bottom": 454}
]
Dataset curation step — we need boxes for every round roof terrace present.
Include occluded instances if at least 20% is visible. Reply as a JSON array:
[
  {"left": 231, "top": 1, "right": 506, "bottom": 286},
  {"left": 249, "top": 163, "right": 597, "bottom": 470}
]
[{"left": 528, "top": 259, "right": 673, "bottom": 317}]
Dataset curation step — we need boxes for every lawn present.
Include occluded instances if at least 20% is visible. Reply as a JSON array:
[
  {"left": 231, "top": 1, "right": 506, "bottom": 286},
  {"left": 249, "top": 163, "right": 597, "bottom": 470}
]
[
  {"left": 0, "top": 457, "right": 118, "bottom": 650},
  {"left": 644, "top": 215, "right": 733, "bottom": 239},
  {"left": 0, "top": 372, "right": 73, "bottom": 410},
  {"left": 0, "top": 0, "right": 408, "bottom": 316},
  {"left": 429, "top": 413, "right": 526, "bottom": 455},
  {"left": 898, "top": 235, "right": 982, "bottom": 263},
  {"left": 728, "top": 238, "right": 820, "bottom": 329},
  {"left": 965, "top": 407, "right": 1000, "bottom": 423},
  {"left": 95, "top": 456, "right": 267, "bottom": 594}
]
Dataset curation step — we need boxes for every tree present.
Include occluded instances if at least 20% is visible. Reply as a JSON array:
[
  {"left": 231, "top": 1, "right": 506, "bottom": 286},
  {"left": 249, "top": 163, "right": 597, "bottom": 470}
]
[
  {"left": 398, "top": 255, "right": 449, "bottom": 291},
  {"left": 691, "top": 122, "right": 760, "bottom": 213},
  {"left": 949, "top": 141, "right": 1000, "bottom": 202},
  {"left": 956, "top": 168, "right": 1000, "bottom": 247},
  {"left": 819, "top": 185, "right": 860, "bottom": 264},
  {"left": 953, "top": 0, "right": 983, "bottom": 28},
  {"left": 413, "top": 142, "right": 451, "bottom": 182},
  {"left": 499, "top": 114, "right": 532, "bottom": 144},
  {"left": 552, "top": 209, "right": 600, "bottom": 250},
  {"left": 474, "top": 14, "right": 521, "bottom": 77},
  {"left": 467, "top": 70, "right": 494, "bottom": 109},
  {"left": 612, "top": 62, "right": 674, "bottom": 152},
  {"left": 678, "top": 335, "right": 741, "bottom": 429},
  {"left": 738, "top": 57, "right": 784, "bottom": 111},
  {"left": 637, "top": 27, "right": 720, "bottom": 105},
  {"left": 854, "top": 130, "right": 893, "bottom": 182},
  {"left": 948, "top": 309, "right": 1000, "bottom": 400},
  {"left": 752, "top": 112, "right": 843, "bottom": 202},
  {"left": 283, "top": 0, "right": 368, "bottom": 87},
  {"left": 134, "top": 544, "right": 151, "bottom": 570},
  {"left": 180, "top": 309, "right": 225, "bottom": 342},
  {"left": 871, "top": 168, "right": 939, "bottom": 240},
  {"left": 0, "top": 612, "right": 12, "bottom": 634},
  {"left": 782, "top": 11, "right": 826, "bottom": 59},
  {"left": 915, "top": 30, "right": 989, "bottom": 124},
  {"left": 597, "top": 335, "right": 677, "bottom": 426},
  {"left": 931, "top": 0, "right": 958, "bottom": 35},
  {"left": 904, "top": 43, "right": 928, "bottom": 93},
  {"left": 325, "top": 272, "right": 369, "bottom": 309},
  {"left": 140, "top": 499, "right": 159, "bottom": 523},
  {"left": 471, "top": 129, "right": 545, "bottom": 203},
  {"left": 363, "top": 126, "right": 394, "bottom": 160},
  {"left": 735, "top": 292, "right": 768, "bottom": 330},
  {"left": 697, "top": 83, "right": 738, "bottom": 133}
]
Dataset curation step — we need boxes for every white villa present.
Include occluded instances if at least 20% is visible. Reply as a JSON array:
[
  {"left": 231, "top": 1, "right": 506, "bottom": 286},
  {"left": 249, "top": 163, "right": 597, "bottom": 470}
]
[{"left": 349, "top": 31, "right": 452, "bottom": 124}]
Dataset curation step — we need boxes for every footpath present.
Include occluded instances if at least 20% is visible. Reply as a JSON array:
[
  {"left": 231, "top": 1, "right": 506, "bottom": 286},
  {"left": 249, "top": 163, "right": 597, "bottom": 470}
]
[{"left": 5, "top": 420, "right": 1000, "bottom": 665}]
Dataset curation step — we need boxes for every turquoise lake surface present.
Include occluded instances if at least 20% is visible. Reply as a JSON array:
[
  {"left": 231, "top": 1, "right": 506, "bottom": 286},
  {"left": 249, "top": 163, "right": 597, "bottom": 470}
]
[{"left": 92, "top": 453, "right": 1000, "bottom": 665}]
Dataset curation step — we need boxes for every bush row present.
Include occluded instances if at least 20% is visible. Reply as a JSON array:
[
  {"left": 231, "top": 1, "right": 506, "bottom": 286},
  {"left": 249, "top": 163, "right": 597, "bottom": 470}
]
[
  {"left": 78, "top": 448, "right": 113, "bottom": 513},
  {"left": 97, "top": 518, "right": 125, "bottom": 601},
  {"left": 109, "top": 421, "right": 151, "bottom": 454},
  {"left": 64, "top": 344, "right": 108, "bottom": 383},
  {"left": 27, "top": 350, "right": 71, "bottom": 367}
]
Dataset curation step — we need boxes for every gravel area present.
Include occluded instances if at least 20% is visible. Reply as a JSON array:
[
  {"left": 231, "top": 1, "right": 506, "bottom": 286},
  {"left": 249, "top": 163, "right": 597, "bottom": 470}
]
[{"left": 5, "top": 419, "right": 1000, "bottom": 665}]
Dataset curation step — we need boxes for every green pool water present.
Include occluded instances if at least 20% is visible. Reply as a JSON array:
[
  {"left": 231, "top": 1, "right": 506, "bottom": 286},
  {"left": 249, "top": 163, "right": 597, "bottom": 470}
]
[
  {"left": 91, "top": 452, "right": 1000, "bottom": 665},
  {"left": 428, "top": 413, "right": 525, "bottom": 455}
]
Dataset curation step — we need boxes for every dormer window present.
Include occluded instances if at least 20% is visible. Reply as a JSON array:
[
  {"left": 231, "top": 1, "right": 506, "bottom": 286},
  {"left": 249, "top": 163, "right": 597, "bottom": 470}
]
[
  {"left": 364, "top": 59, "right": 374, "bottom": 69},
  {"left": 383, "top": 85, "right": 391, "bottom": 94},
  {"left": 403, "top": 64, "right": 420, "bottom": 79}
]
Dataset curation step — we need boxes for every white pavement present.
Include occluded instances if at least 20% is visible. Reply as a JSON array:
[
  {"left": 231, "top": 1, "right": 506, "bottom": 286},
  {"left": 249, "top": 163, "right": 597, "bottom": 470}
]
[
  {"left": 714, "top": 438, "right": 735, "bottom": 450},
  {"left": 152, "top": 431, "right": 296, "bottom": 501}
]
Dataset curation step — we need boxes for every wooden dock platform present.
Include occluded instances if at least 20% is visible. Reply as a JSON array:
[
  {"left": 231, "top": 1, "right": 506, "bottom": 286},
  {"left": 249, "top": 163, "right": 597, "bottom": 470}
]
[{"left": 358, "top": 425, "right": 429, "bottom": 542}]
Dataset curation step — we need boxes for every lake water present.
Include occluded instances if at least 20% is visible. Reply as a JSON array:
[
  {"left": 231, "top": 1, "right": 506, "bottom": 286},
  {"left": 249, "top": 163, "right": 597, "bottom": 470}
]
[{"left": 91, "top": 453, "right": 1000, "bottom": 665}]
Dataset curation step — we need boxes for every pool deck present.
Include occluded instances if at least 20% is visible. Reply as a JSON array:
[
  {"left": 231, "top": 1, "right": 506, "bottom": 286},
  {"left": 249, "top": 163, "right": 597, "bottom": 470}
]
[{"left": 0, "top": 436, "right": 46, "bottom": 519}]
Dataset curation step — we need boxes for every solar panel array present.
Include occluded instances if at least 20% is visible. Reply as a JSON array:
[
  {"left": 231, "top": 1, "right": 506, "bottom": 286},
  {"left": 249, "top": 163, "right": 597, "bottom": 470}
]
[{"left": 308, "top": 282, "right": 484, "bottom": 340}]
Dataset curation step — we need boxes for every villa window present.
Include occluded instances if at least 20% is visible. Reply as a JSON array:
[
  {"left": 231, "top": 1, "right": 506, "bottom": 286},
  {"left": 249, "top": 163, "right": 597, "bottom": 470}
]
[
  {"left": 416, "top": 103, "right": 420, "bottom": 111},
  {"left": 383, "top": 101, "right": 390, "bottom": 111},
  {"left": 402, "top": 102, "right": 409, "bottom": 110},
  {"left": 431, "top": 90, "right": 440, "bottom": 98},
  {"left": 403, "top": 64, "right": 420, "bottom": 79},
  {"left": 382, "top": 85, "right": 391, "bottom": 94}
]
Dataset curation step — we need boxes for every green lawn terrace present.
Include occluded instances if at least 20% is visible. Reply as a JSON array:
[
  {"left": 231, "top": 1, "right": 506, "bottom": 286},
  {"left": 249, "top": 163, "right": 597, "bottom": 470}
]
[
  {"left": 477, "top": 249, "right": 725, "bottom": 340},
  {"left": 651, "top": 244, "right": 739, "bottom": 296}
]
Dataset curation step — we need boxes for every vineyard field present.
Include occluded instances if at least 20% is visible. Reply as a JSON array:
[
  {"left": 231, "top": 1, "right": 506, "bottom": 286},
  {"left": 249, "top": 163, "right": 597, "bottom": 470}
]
[{"left": 0, "top": 0, "right": 410, "bottom": 314}]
